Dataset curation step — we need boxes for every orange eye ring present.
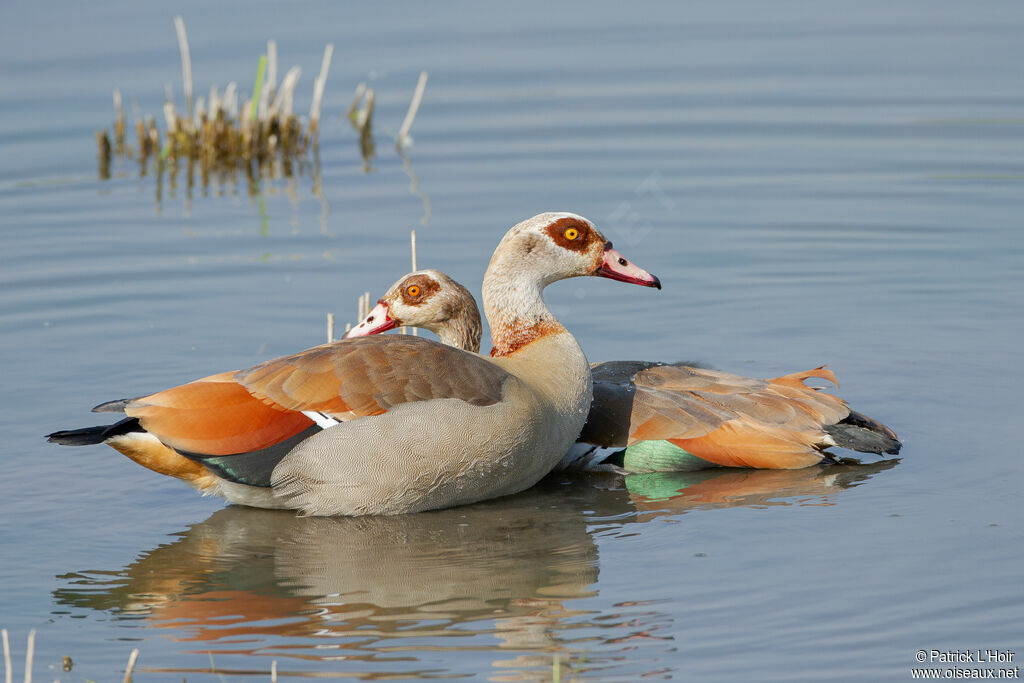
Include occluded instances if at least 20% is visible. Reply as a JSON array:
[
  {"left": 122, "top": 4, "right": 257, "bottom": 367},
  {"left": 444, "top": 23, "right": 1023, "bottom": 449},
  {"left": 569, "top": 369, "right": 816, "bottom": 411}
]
[
  {"left": 564, "top": 227, "right": 580, "bottom": 240},
  {"left": 406, "top": 285, "right": 421, "bottom": 297}
]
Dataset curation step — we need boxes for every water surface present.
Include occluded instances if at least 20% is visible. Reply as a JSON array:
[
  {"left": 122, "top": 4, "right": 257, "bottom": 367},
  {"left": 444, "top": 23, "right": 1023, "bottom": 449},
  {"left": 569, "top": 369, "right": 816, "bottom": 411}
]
[{"left": 1, "top": 1, "right": 1022, "bottom": 680}]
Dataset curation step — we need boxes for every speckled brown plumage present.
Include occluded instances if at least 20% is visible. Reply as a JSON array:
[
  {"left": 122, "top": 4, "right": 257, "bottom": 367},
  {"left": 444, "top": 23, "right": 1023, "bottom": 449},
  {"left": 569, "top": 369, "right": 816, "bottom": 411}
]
[
  {"left": 238, "top": 336, "right": 509, "bottom": 415},
  {"left": 581, "top": 363, "right": 860, "bottom": 468}
]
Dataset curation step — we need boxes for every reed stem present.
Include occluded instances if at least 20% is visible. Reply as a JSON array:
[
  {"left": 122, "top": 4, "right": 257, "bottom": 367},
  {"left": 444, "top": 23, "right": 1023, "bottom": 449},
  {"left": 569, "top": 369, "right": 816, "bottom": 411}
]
[
  {"left": 23, "top": 630, "right": 33, "bottom": 683},
  {"left": 123, "top": 648, "right": 139, "bottom": 683},
  {"left": 250, "top": 55, "right": 267, "bottom": 122},
  {"left": 272, "top": 66, "right": 301, "bottom": 118},
  {"left": 173, "top": 16, "right": 193, "bottom": 120},
  {"left": 113, "top": 89, "right": 126, "bottom": 154},
  {"left": 310, "top": 43, "right": 334, "bottom": 131},
  {"left": 2, "top": 629, "right": 10, "bottom": 683},
  {"left": 397, "top": 71, "right": 428, "bottom": 149},
  {"left": 348, "top": 83, "right": 367, "bottom": 122},
  {"left": 260, "top": 41, "right": 276, "bottom": 120},
  {"left": 410, "top": 229, "right": 418, "bottom": 272}
]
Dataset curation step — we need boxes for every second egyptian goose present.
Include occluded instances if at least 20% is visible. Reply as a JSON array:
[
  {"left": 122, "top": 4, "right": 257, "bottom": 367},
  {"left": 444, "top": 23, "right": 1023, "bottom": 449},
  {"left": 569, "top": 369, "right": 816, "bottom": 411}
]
[
  {"left": 47, "top": 213, "right": 660, "bottom": 514},
  {"left": 349, "top": 270, "right": 901, "bottom": 471}
]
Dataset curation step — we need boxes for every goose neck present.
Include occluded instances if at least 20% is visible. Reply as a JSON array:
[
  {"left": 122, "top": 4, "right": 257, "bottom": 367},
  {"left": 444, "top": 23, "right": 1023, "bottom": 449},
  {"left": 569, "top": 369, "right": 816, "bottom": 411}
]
[
  {"left": 436, "top": 314, "right": 482, "bottom": 353},
  {"left": 482, "top": 256, "right": 565, "bottom": 357}
]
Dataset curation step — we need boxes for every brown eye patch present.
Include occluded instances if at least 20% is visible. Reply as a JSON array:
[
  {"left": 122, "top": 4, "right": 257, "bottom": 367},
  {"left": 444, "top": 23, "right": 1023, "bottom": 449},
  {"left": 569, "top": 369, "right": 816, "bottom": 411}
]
[
  {"left": 398, "top": 274, "right": 440, "bottom": 306},
  {"left": 544, "top": 217, "right": 596, "bottom": 253}
]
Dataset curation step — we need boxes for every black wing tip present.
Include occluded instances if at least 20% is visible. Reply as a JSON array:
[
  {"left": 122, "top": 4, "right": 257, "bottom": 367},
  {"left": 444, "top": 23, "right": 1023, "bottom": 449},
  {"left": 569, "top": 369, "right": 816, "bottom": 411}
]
[{"left": 824, "top": 417, "right": 902, "bottom": 457}]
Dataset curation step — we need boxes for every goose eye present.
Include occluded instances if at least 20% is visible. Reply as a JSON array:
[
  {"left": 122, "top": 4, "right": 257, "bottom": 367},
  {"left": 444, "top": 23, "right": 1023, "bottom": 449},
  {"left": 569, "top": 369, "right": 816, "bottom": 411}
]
[
  {"left": 564, "top": 227, "right": 580, "bottom": 241},
  {"left": 406, "top": 285, "right": 421, "bottom": 297}
]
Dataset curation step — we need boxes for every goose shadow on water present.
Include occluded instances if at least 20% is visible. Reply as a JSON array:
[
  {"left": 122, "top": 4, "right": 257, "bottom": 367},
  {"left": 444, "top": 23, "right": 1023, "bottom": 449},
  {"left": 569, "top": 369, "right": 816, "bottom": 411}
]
[{"left": 52, "top": 460, "right": 897, "bottom": 679}]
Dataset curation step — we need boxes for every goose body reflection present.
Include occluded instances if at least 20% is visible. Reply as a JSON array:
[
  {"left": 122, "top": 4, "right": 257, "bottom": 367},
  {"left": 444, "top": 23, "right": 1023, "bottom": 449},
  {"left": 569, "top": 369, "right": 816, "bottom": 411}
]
[{"left": 54, "top": 462, "right": 895, "bottom": 679}]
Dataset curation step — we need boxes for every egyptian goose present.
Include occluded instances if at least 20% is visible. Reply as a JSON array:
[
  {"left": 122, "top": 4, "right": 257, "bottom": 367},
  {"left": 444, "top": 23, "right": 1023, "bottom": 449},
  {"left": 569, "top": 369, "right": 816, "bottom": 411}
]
[
  {"left": 47, "top": 213, "right": 660, "bottom": 515},
  {"left": 348, "top": 270, "right": 901, "bottom": 472}
]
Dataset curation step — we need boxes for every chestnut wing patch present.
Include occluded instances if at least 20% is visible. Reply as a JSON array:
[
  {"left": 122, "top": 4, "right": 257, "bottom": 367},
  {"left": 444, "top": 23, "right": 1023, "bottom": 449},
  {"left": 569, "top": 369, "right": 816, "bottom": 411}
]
[
  {"left": 125, "top": 372, "right": 317, "bottom": 457},
  {"left": 124, "top": 338, "right": 509, "bottom": 460},
  {"left": 236, "top": 335, "right": 510, "bottom": 419}
]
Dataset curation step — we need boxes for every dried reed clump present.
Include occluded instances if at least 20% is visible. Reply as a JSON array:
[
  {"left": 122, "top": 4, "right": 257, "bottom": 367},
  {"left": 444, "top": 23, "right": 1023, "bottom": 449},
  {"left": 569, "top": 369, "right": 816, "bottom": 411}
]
[
  {"left": 98, "top": 17, "right": 334, "bottom": 194},
  {"left": 97, "top": 17, "right": 432, "bottom": 208}
]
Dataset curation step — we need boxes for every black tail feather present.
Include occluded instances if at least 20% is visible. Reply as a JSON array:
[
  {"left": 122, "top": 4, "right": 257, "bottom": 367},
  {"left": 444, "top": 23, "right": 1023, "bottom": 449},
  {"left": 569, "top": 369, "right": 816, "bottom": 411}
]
[
  {"left": 825, "top": 410, "right": 902, "bottom": 456},
  {"left": 46, "top": 417, "right": 143, "bottom": 446}
]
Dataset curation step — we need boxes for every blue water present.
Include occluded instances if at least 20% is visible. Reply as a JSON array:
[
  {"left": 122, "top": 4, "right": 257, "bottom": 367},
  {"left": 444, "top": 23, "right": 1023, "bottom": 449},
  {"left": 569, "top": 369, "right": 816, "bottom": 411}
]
[{"left": 1, "top": 1, "right": 1022, "bottom": 680}]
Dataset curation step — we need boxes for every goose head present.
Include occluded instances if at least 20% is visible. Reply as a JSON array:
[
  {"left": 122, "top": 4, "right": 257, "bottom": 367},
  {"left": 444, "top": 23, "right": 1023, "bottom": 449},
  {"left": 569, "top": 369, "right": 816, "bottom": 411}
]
[
  {"left": 481, "top": 212, "right": 659, "bottom": 356},
  {"left": 346, "top": 270, "right": 483, "bottom": 351},
  {"left": 488, "top": 212, "right": 662, "bottom": 289}
]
